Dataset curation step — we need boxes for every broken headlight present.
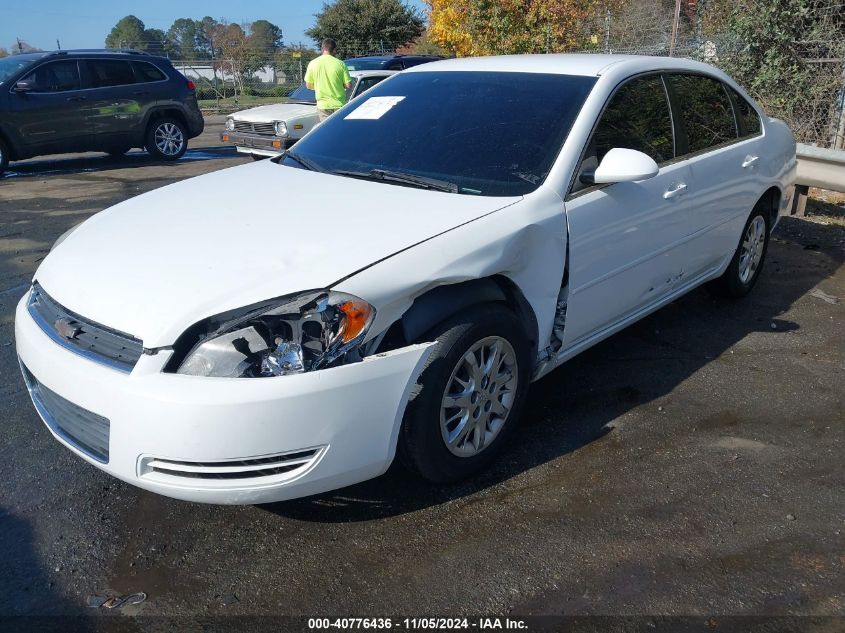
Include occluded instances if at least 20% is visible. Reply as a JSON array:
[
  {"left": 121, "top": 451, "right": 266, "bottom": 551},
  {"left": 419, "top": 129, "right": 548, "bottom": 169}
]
[{"left": 174, "top": 291, "right": 375, "bottom": 378}]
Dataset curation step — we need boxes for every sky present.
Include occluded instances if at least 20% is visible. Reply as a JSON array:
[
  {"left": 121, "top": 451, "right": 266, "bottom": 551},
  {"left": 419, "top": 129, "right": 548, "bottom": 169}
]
[{"left": 0, "top": 0, "right": 429, "bottom": 52}]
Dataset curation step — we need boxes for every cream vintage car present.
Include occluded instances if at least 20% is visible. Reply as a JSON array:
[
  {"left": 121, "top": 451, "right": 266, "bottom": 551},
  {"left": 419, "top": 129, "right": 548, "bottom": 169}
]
[{"left": 221, "top": 70, "right": 396, "bottom": 158}]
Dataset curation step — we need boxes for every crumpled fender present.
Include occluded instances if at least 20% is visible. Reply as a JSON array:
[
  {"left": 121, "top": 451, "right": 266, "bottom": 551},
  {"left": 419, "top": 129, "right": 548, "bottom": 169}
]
[{"left": 335, "top": 188, "right": 568, "bottom": 371}]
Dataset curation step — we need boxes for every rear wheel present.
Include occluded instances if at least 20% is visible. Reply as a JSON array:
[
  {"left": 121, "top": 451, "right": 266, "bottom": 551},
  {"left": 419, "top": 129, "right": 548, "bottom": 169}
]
[
  {"left": 0, "top": 137, "right": 9, "bottom": 176},
  {"left": 145, "top": 118, "right": 188, "bottom": 160},
  {"left": 399, "top": 304, "right": 531, "bottom": 483},
  {"left": 707, "top": 204, "right": 771, "bottom": 298}
]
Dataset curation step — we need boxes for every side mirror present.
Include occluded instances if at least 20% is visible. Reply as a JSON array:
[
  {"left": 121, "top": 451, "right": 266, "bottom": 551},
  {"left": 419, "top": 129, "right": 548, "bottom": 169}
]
[
  {"left": 592, "top": 148, "right": 659, "bottom": 184},
  {"left": 14, "top": 80, "right": 35, "bottom": 93}
]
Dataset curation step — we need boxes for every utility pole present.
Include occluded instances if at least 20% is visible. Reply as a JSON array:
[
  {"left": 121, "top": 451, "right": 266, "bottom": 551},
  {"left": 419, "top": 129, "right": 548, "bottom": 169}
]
[
  {"left": 56, "top": 39, "right": 61, "bottom": 50},
  {"left": 669, "top": 0, "right": 682, "bottom": 56},
  {"left": 17, "top": 38, "right": 23, "bottom": 53}
]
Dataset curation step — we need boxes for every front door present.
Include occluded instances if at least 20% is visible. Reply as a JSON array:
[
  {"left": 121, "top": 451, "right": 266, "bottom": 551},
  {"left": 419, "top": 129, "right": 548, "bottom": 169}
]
[
  {"left": 562, "top": 74, "right": 692, "bottom": 348},
  {"left": 7, "top": 59, "right": 90, "bottom": 156}
]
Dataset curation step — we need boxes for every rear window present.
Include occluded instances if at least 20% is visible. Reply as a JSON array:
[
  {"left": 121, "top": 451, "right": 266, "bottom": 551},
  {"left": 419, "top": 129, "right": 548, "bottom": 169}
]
[
  {"left": 668, "top": 74, "right": 738, "bottom": 154},
  {"left": 133, "top": 61, "right": 167, "bottom": 83},
  {"left": 726, "top": 86, "right": 762, "bottom": 137},
  {"left": 86, "top": 59, "right": 137, "bottom": 88},
  {"left": 284, "top": 71, "right": 596, "bottom": 196}
]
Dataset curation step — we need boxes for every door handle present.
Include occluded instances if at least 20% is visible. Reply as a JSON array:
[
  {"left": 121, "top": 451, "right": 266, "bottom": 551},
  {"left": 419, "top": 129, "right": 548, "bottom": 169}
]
[
  {"left": 742, "top": 155, "right": 759, "bottom": 168},
  {"left": 663, "top": 182, "right": 687, "bottom": 199},
  {"left": 66, "top": 96, "right": 87, "bottom": 102}
]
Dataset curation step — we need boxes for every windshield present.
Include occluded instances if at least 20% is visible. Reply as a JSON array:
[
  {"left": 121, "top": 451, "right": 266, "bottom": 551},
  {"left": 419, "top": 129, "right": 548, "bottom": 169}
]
[
  {"left": 0, "top": 54, "right": 44, "bottom": 84},
  {"left": 288, "top": 83, "right": 316, "bottom": 103},
  {"left": 282, "top": 71, "right": 596, "bottom": 196},
  {"left": 345, "top": 59, "right": 388, "bottom": 71}
]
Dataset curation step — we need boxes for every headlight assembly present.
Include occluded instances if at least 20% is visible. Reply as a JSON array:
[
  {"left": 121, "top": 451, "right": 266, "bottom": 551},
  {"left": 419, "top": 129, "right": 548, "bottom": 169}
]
[
  {"left": 225, "top": 117, "right": 235, "bottom": 131},
  {"left": 274, "top": 121, "right": 288, "bottom": 137},
  {"left": 171, "top": 291, "right": 375, "bottom": 378}
]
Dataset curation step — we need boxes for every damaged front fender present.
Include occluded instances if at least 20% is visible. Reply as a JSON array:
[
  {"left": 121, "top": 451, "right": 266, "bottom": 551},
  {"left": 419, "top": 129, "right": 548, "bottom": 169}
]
[{"left": 336, "top": 189, "right": 569, "bottom": 374}]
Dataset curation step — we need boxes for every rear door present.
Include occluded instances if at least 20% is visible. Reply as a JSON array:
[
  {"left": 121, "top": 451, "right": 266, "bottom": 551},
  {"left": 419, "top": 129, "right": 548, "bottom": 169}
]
[
  {"left": 562, "top": 74, "right": 693, "bottom": 347},
  {"left": 6, "top": 59, "right": 90, "bottom": 155},
  {"left": 81, "top": 59, "right": 147, "bottom": 149},
  {"left": 663, "top": 73, "right": 766, "bottom": 280}
]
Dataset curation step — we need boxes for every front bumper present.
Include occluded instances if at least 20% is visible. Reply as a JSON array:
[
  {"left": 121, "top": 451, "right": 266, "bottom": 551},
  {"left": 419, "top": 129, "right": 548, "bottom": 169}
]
[
  {"left": 220, "top": 131, "right": 296, "bottom": 156},
  {"left": 15, "top": 294, "right": 432, "bottom": 504}
]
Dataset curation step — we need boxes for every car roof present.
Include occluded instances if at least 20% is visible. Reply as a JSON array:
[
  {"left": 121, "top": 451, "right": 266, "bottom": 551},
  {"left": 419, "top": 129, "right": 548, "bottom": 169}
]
[
  {"left": 349, "top": 70, "right": 399, "bottom": 78},
  {"left": 37, "top": 49, "right": 170, "bottom": 62},
  {"left": 344, "top": 55, "right": 441, "bottom": 62},
  {"left": 404, "top": 53, "right": 721, "bottom": 77}
]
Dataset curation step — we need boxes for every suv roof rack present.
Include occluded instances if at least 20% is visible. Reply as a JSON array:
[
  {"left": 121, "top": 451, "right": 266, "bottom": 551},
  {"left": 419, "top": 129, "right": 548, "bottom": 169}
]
[{"left": 51, "top": 49, "right": 152, "bottom": 56}]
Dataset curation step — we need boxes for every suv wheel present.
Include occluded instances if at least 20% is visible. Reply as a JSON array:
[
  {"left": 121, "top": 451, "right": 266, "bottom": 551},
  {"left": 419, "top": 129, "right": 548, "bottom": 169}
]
[
  {"left": 0, "top": 137, "right": 9, "bottom": 177},
  {"left": 399, "top": 304, "right": 531, "bottom": 483},
  {"left": 146, "top": 118, "right": 188, "bottom": 160}
]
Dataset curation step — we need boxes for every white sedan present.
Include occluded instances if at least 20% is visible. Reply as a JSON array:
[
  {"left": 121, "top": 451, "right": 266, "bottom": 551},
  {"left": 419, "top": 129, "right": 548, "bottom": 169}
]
[
  {"left": 16, "top": 54, "right": 796, "bottom": 504},
  {"left": 220, "top": 70, "right": 396, "bottom": 157}
]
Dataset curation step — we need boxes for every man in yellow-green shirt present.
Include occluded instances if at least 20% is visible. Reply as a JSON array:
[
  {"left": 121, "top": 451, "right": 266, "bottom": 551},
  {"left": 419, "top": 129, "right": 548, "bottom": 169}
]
[{"left": 305, "top": 38, "right": 352, "bottom": 122}]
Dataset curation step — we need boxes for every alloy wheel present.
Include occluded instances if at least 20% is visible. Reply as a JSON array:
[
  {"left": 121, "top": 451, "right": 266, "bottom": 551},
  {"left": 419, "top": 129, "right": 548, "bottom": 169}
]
[
  {"left": 440, "top": 336, "right": 519, "bottom": 457},
  {"left": 738, "top": 215, "right": 766, "bottom": 284},
  {"left": 154, "top": 123, "right": 185, "bottom": 157}
]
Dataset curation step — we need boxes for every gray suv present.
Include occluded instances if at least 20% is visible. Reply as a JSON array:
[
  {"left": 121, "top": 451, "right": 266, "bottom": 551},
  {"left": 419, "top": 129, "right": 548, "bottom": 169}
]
[{"left": 0, "top": 49, "right": 205, "bottom": 176}]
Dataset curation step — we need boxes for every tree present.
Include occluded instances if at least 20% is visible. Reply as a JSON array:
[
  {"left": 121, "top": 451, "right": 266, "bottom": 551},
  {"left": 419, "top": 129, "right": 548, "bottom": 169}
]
[
  {"left": 105, "top": 15, "right": 170, "bottom": 53},
  {"left": 0, "top": 47, "right": 7, "bottom": 58},
  {"left": 306, "top": 0, "right": 425, "bottom": 56},
  {"left": 248, "top": 20, "right": 284, "bottom": 69},
  {"left": 168, "top": 18, "right": 203, "bottom": 60},
  {"left": 427, "top": 0, "right": 614, "bottom": 56}
]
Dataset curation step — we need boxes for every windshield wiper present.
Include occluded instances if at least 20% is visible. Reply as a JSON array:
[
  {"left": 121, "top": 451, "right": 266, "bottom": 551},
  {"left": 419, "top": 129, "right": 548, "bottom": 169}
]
[
  {"left": 333, "top": 168, "right": 459, "bottom": 193},
  {"left": 283, "top": 152, "right": 325, "bottom": 172}
]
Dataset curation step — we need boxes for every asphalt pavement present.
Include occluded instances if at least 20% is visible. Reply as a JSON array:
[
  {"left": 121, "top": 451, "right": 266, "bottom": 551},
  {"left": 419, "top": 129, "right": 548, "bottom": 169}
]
[{"left": 0, "top": 117, "right": 843, "bottom": 623}]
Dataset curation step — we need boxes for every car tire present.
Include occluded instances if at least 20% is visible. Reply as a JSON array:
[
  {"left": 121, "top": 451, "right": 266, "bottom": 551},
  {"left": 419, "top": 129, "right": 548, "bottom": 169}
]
[
  {"left": 399, "top": 303, "right": 531, "bottom": 483},
  {"left": 707, "top": 204, "right": 771, "bottom": 298},
  {"left": 0, "top": 137, "right": 9, "bottom": 177},
  {"left": 145, "top": 118, "right": 188, "bottom": 160}
]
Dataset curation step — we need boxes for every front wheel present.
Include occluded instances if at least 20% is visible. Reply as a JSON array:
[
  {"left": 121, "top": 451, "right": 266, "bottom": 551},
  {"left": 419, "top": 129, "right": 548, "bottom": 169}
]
[
  {"left": 399, "top": 304, "right": 531, "bottom": 483},
  {"left": 707, "top": 206, "right": 771, "bottom": 298},
  {"left": 145, "top": 118, "right": 188, "bottom": 160}
]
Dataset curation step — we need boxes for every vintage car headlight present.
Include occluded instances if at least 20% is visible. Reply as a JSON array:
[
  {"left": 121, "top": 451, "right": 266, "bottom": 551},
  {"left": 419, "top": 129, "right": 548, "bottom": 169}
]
[
  {"left": 173, "top": 291, "right": 375, "bottom": 378},
  {"left": 274, "top": 121, "right": 288, "bottom": 137},
  {"left": 225, "top": 117, "right": 235, "bottom": 131}
]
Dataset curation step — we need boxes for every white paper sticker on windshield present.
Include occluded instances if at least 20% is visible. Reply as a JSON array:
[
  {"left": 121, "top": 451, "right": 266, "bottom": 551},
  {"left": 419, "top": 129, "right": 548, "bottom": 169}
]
[{"left": 345, "top": 96, "right": 405, "bottom": 120}]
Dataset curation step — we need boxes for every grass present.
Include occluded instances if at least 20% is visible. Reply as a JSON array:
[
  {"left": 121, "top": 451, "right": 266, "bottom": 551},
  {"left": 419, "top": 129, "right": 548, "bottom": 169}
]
[
  {"left": 198, "top": 95, "right": 290, "bottom": 112},
  {"left": 807, "top": 188, "right": 845, "bottom": 227}
]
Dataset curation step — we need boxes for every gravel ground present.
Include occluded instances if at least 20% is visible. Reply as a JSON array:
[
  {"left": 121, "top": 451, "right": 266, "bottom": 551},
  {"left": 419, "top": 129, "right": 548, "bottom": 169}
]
[{"left": 0, "top": 119, "right": 843, "bottom": 624}]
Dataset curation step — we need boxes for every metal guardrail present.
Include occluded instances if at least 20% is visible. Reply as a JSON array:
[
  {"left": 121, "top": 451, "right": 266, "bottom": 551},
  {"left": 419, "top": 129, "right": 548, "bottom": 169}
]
[{"left": 792, "top": 143, "right": 845, "bottom": 216}]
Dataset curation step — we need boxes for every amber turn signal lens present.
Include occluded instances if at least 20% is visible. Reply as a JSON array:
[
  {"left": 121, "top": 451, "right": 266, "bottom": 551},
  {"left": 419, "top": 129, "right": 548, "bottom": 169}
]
[
  {"left": 338, "top": 300, "right": 372, "bottom": 343},
  {"left": 222, "top": 134, "right": 230, "bottom": 141},
  {"left": 272, "top": 140, "right": 282, "bottom": 148}
]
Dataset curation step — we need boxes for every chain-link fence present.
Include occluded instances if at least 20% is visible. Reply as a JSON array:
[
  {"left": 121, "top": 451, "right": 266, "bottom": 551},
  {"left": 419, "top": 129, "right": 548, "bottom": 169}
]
[{"left": 574, "top": 0, "right": 845, "bottom": 149}]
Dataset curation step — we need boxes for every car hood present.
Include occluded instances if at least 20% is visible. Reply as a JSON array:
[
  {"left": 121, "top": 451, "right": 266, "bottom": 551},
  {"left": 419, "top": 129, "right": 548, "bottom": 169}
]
[
  {"left": 36, "top": 160, "right": 520, "bottom": 347},
  {"left": 232, "top": 102, "right": 316, "bottom": 122}
]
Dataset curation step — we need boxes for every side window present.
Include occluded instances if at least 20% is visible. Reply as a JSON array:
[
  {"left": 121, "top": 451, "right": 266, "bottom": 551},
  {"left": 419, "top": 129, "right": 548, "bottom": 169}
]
[
  {"left": 726, "top": 86, "right": 762, "bottom": 137},
  {"left": 386, "top": 60, "right": 403, "bottom": 70},
  {"left": 573, "top": 75, "right": 674, "bottom": 192},
  {"left": 133, "top": 61, "right": 167, "bottom": 83},
  {"left": 668, "top": 74, "right": 738, "bottom": 154},
  {"left": 22, "top": 61, "right": 81, "bottom": 92},
  {"left": 86, "top": 60, "right": 137, "bottom": 88},
  {"left": 354, "top": 76, "right": 387, "bottom": 97}
]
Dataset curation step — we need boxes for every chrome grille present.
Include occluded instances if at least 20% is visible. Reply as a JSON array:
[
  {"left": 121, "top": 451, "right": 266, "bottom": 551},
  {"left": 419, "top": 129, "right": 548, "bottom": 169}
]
[
  {"left": 21, "top": 363, "right": 110, "bottom": 463},
  {"left": 232, "top": 120, "right": 276, "bottom": 136},
  {"left": 139, "top": 448, "right": 323, "bottom": 481},
  {"left": 27, "top": 283, "right": 143, "bottom": 372}
]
